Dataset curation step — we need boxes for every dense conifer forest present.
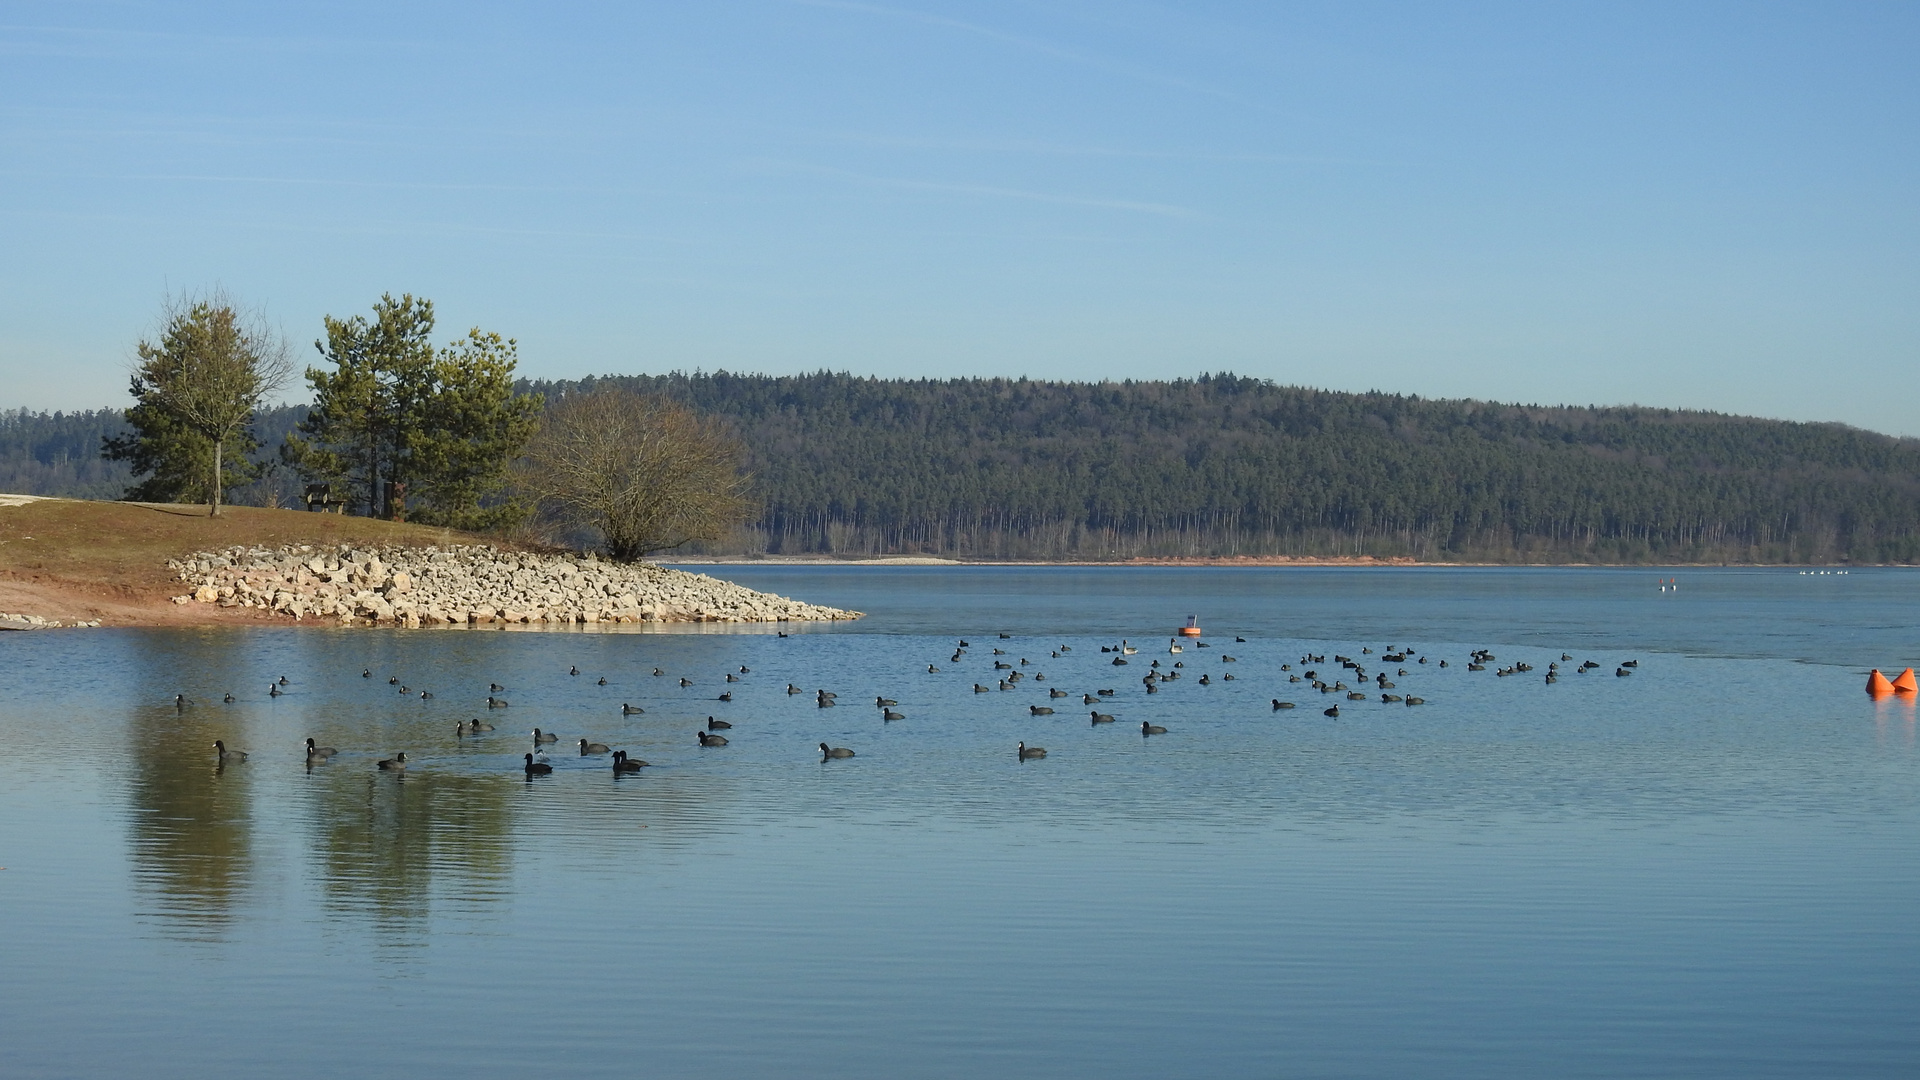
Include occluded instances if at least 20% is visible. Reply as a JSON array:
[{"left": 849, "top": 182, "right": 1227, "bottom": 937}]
[{"left": 8, "top": 373, "right": 1920, "bottom": 563}]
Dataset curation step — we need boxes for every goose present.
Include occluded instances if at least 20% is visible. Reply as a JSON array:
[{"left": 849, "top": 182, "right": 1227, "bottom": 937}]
[
  {"left": 819, "top": 743, "right": 855, "bottom": 759},
  {"left": 532, "top": 728, "right": 559, "bottom": 744},
  {"left": 213, "top": 740, "right": 248, "bottom": 763},
  {"left": 707, "top": 717, "right": 732, "bottom": 730},
  {"left": 579, "top": 739, "right": 610, "bottom": 755},
  {"left": 1090, "top": 711, "right": 1116, "bottom": 724},
  {"left": 1017, "top": 742, "right": 1046, "bottom": 759},
  {"left": 304, "top": 738, "right": 338, "bottom": 759},
  {"left": 697, "top": 730, "right": 728, "bottom": 747},
  {"left": 487, "top": 696, "right": 510, "bottom": 708},
  {"left": 621, "top": 703, "right": 645, "bottom": 715},
  {"left": 377, "top": 752, "right": 407, "bottom": 771},
  {"left": 613, "top": 750, "right": 647, "bottom": 773},
  {"left": 1141, "top": 722, "right": 1167, "bottom": 736},
  {"left": 1272, "top": 700, "right": 1296, "bottom": 710},
  {"left": 523, "top": 753, "right": 551, "bottom": 775},
  {"left": 883, "top": 710, "right": 904, "bottom": 721}
]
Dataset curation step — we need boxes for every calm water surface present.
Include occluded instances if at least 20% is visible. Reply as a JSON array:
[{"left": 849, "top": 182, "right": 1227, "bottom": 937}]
[{"left": 2, "top": 566, "right": 1916, "bottom": 1079}]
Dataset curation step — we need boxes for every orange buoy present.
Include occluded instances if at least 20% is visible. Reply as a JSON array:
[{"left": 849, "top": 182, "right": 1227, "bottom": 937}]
[
  {"left": 1867, "top": 669, "right": 1895, "bottom": 697},
  {"left": 1178, "top": 615, "right": 1202, "bottom": 638},
  {"left": 1895, "top": 668, "right": 1919, "bottom": 694}
]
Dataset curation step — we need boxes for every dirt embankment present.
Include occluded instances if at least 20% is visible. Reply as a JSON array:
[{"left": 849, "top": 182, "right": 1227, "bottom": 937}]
[{"left": 0, "top": 496, "right": 501, "bottom": 627}]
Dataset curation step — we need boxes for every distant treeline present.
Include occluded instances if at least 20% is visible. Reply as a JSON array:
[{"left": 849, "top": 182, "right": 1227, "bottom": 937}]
[
  {"left": 524, "top": 373, "right": 1920, "bottom": 564},
  {"left": 9, "top": 372, "right": 1920, "bottom": 563},
  {"left": 1, "top": 405, "right": 309, "bottom": 508}
]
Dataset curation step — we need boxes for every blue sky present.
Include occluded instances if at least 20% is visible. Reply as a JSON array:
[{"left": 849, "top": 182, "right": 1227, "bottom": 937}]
[{"left": 3, "top": 1, "right": 1916, "bottom": 435}]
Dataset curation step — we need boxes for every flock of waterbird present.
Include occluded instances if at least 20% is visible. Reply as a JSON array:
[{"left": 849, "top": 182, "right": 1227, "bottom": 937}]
[{"left": 190, "top": 632, "right": 1641, "bottom": 775}]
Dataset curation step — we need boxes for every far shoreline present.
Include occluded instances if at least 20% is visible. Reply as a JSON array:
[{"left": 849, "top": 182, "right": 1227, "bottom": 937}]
[{"left": 663, "top": 555, "right": 1882, "bottom": 569}]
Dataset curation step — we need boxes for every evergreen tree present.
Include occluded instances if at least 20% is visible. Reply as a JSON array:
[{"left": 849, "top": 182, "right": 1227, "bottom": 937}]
[
  {"left": 103, "top": 294, "right": 289, "bottom": 514},
  {"left": 286, "top": 294, "right": 540, "bottom": 526}
]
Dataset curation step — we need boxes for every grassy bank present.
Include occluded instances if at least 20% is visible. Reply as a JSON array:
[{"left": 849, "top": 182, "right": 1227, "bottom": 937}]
[{"left": 0, "top": 497, "right": 502, "bottom": 624}]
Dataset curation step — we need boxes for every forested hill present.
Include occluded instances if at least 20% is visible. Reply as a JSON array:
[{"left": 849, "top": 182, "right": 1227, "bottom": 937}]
[
  {"left": 523, "top": 373, "right": 1920, "bottom": 563},
  {"left": 9, "top": 374, "right": 1920, "bottom": 563}
]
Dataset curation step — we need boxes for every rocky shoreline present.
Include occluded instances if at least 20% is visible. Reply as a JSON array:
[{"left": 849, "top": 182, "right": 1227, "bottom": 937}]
[{"left": 167, "top": 544, "right": 862, "bottom": 627}]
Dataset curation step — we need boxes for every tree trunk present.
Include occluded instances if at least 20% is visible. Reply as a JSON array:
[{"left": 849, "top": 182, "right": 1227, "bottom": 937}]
[{"left": 211, "top": 436, "right": 222, "bottom": 517}]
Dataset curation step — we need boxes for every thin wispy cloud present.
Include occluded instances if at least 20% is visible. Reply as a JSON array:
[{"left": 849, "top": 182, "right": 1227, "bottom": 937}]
[
  {"left": 784, "top": 0, "right": 1239, "bottom": 100},
  {"left": 768, "top": 160, "right": 1197, "bottom": 218},
  {"left": 802, "top": 128, "right": 1376, "bottom": 167}
]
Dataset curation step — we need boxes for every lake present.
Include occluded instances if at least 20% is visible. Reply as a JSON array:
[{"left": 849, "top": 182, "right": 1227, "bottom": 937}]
[{"left": 2, "top": 565, "right": 1916, "bottom": 1079}]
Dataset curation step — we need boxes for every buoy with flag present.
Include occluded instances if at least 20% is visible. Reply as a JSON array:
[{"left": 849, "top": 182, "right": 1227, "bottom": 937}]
[{"left": 1178, "top": 615, "right": 1202, "bottom": 638}]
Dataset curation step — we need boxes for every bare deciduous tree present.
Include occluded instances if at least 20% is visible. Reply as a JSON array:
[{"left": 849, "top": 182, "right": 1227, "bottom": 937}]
[
  {"left": 130, "top": 290, "right": 293, "bottom": 515},
  {"left": 523, "top": 388, "right": 753, "bottom": 560}
]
